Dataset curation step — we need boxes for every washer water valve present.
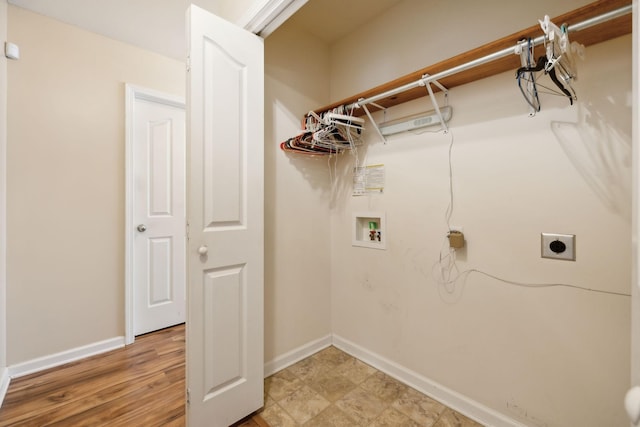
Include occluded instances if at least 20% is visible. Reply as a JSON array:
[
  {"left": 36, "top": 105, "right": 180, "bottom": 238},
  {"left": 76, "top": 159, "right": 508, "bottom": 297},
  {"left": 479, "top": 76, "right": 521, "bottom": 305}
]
[{"left": 368, "top": 221, "right": 381, "bottom": 242}]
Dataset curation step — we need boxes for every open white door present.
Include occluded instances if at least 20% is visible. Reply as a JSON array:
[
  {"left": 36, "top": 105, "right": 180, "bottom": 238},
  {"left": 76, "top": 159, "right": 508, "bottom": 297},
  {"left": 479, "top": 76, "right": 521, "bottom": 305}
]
[{"left": 186, "top": 5, "right": 264, "bottom": 426}]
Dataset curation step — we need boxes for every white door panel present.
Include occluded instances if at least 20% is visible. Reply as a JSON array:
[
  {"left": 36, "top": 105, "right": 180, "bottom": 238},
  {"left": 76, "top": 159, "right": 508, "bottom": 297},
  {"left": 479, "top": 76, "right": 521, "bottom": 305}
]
[
  {"left": 132, "top": 93, "right": 186, "bottom": 336},
  {"left": 187, "top": 5, "right": 264, "bottom": 426}
]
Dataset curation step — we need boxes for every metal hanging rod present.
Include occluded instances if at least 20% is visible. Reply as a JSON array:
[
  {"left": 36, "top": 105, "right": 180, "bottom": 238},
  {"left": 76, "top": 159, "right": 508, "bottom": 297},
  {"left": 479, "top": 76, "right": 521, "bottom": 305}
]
[{"left": 351, "top": 4, "right": 632, "bottom": 110}]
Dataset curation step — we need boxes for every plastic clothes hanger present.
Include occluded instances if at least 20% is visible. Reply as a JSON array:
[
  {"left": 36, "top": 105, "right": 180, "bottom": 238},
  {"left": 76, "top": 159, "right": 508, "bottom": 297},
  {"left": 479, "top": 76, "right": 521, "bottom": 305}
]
[
  {"left": 516, "top": 55, "right": 575, "bottom": 105},
  {"left": 537, "top": 16, "right": 582, "bottom": 104},
  {"left": 283, "top": 107, "right": 364, "bottom": 155},
  {"left": 516, "top": 38, "right": 540, "bottom": 113},
  {"left": 307, "top": 109, "right": 364, "bottom": 152}
]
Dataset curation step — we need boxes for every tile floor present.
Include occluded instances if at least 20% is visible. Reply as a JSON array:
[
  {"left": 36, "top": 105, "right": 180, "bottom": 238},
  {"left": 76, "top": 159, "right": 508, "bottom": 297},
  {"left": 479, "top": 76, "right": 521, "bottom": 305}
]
[{"left": 260, "top": 346, "right": 484, "bottom": 427}]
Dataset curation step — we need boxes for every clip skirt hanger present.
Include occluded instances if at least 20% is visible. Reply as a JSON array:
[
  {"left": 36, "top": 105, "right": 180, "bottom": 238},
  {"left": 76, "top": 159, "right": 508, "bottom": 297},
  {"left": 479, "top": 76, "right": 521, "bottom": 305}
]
[{"left": 516, "top": 55, "right": 575, "bottom": 106}]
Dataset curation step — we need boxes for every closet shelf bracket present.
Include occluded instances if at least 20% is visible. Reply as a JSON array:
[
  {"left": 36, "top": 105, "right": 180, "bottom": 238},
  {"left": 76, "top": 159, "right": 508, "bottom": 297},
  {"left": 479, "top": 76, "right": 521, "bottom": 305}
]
[
  {"left": 355, "top": 75, "right": 450, "bottom": 142},
  {"left": 358, "top": 101, "right": 387, "bottom": 144},
  {"left": 418, "top": 75, "right": 449, "bottom": 133}
]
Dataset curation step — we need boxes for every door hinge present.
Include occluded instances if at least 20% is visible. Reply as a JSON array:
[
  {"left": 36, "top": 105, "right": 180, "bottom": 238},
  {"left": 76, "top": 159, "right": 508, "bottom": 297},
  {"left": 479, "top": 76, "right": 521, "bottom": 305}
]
[
  {"left": 186, "top": 55, "right": 191, "bottom": 73},
  {"left": 186, "top": 222, "right": 190, "bottom": 241},
  {"left": 187, "top": 388, "right": 191, "bottom": 405}
]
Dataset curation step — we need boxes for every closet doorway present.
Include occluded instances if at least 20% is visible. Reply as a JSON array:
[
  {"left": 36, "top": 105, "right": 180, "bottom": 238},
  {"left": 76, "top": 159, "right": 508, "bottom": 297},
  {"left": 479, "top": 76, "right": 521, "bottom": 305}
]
[{"left": 125, "top": 85, "right": 186, "bottom": 344}]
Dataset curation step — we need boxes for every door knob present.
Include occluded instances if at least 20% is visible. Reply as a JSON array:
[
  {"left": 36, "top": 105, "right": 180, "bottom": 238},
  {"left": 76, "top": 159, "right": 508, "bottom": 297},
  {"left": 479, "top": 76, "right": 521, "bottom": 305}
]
[
  {"left": 137, "top": 224, "right": 147, "bottom": 232},
  {"left": 198, "top": 245, "right": 208, "bottom": 255}
]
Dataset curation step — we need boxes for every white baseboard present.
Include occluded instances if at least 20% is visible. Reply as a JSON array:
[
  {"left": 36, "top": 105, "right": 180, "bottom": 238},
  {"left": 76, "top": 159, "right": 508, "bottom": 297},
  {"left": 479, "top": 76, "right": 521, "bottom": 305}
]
[
  {"left": 8, "top": 336, "right": 125, "bottom": 379},
  {"left": 264, "top": 334, "right": 332, "bottom": 377},
  {"left": 332, "top": 335, "right": 525, "bottom": 427},
  {"left": 0, "top": 367, "right": 9, "bottom": 407}
]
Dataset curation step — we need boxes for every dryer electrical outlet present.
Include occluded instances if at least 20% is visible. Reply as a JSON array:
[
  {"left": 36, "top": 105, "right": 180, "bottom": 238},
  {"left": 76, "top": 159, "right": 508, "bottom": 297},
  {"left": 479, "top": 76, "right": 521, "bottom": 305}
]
[{"left": 541, "top": 233, "right": 575, "bottom": 261}]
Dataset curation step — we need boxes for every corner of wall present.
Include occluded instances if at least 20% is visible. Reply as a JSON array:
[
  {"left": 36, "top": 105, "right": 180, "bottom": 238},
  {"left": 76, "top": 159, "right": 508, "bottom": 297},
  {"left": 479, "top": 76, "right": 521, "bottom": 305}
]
[
  {"left": 0, "top": 0, "right": 9, "bottom": 407},
  {"left": 263, "top": 22, "right": 333, "bottom": 362},
  {"left": 631, "top": 0, "right": 640, "bottom": 388}
]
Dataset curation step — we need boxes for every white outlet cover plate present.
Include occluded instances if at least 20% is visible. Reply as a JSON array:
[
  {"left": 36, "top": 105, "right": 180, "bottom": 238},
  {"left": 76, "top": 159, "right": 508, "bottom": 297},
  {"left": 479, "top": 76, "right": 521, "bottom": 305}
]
[{"left": 541, "top": 233, "right": 575, "bottom": 261}]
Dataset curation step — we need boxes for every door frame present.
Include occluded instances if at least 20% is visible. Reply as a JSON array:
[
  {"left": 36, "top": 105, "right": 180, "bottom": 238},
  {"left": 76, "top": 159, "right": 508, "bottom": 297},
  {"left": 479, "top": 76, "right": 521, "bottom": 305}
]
[
  {"left": 124, "top": 84, "right": 185, "bottom": 345},
  {"left": 632, "top": 0, "right": 639, "bottom": 389},
  {"left": 238, "top": 0, "right": 308, "bottom": 37},
  {"left": 0, "top": 0, "right": 8, "bottom": 406}
]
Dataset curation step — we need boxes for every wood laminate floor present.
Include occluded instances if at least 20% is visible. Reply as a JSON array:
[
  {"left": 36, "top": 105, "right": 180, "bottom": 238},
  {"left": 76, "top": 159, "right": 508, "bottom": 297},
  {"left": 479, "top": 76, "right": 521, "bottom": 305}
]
[
  {"left": 0, "top": 324, "right": 267, "bottom": 427},
  {"left": 0, "top": 325, "right": 186, "bottom": 426}
]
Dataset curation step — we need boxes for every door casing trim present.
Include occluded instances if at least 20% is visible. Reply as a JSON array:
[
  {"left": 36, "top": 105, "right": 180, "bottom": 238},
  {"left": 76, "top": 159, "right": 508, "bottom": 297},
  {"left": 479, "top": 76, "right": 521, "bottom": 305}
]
[{"left": 237, "top": 0, "right": 308, "bottom": 38}]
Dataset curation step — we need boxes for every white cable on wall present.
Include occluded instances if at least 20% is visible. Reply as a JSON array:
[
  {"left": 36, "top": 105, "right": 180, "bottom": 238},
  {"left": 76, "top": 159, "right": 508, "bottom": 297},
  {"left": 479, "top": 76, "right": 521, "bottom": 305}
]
[{"left": 433, "top": 130, "right": 630, "bottom": 298}]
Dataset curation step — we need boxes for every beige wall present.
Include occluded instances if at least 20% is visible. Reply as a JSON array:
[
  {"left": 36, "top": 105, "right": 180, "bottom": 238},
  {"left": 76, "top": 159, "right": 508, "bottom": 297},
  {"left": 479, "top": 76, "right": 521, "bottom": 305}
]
[
  {"left": 0, "top": 0, "right": 8, "bottom": 374},
  {"left": 6, "top": 6, "right": 184, "bottom": 364},
  {"left": 324, "top": 1, "right": 631, "bottom": 426},
  {"left": 263, "top": 20, "right": 333, "bottom": 363}
]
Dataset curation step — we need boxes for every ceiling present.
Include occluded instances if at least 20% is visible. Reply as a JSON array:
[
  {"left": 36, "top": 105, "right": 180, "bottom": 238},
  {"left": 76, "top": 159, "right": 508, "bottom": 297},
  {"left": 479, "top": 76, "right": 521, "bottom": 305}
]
[
  {"left": 284, "top": 0, "right": 403, "bottom": 44},
  {"left": 7, "top": 0, "right": 403, "bottom": 59},
  {"left": 7, "top": 0, "right": 216, "bottom": 60}
]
